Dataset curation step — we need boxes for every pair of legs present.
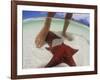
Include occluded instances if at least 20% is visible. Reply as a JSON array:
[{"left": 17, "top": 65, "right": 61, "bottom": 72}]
[{"left": 35, "top": 12, "right": 73, "bottom": 48}]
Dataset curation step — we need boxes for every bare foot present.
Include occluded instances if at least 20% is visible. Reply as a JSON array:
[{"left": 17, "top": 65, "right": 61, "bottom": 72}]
[
  {"left": 35, "top": 12, "right": 56, "bottom": 48},
  {"left": 62, "top": 33, "right": 73, "bottom": 41},
  {"left": 35, "top": 31, "right": 47, "bottom": 48}
]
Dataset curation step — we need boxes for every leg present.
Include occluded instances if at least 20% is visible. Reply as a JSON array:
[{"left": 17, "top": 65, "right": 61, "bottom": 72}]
[
  {"left": 62, "top": 13, "right": 73, "bottom": 41},
  {"left": 35, "top": 12, "right": 56, "bottom": 48}
]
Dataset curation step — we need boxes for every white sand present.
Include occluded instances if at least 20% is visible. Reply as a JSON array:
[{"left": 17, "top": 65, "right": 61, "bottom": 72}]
[{"left": 22, "top": 18, "right": 89, "bottom": 69}]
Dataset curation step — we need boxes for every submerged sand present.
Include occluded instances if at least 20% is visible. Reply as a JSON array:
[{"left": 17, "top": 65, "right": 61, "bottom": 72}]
[{"left": 22, "top": 18, "right": 89, "bottom": 69}]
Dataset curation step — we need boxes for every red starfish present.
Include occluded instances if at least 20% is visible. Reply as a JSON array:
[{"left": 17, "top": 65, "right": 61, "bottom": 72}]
[{"left": 45, "top": 31, "right": 78, "bottom": 67}]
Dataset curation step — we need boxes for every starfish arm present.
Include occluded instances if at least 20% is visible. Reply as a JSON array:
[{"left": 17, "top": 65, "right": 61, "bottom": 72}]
[
  {"left": 45, "top": 46, "right": 64, "bottom": 67},
  {"left": 63, "top": 57, "right": 76, "bottom": 66},
  {"left": 62, "top": 43, "right": 78, "bottom": 56},
  {"left": 45, "top": 56, "right": 62, "bottom": 67}
]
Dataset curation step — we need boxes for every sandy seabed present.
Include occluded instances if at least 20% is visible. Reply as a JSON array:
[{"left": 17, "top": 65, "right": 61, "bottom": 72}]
[{"left": 22, "top": 18, "right": 89, "bottom": 69}]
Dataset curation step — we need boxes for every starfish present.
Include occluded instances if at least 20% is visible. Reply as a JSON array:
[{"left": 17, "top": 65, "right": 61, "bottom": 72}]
[{"left": 45, "top": 31, "right": 78, "bottom": 67}]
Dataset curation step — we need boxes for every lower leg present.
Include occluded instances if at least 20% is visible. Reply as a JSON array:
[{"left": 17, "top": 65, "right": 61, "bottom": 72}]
[
  {"left": 35, "top": 12, "right": 55, "bottom": 48},
  {"left": 62, "top": 13, "right": 73, "bottom": 41}
]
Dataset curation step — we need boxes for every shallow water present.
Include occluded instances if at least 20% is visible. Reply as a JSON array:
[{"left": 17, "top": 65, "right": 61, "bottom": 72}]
[{"left": 22, "top": 18, "right": 89, "bottom": 69}]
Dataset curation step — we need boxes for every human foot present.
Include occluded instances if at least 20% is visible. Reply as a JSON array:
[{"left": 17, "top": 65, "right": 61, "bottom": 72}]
[{"left": 62, "top": 32, "right": 73, "bottom": 41}]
